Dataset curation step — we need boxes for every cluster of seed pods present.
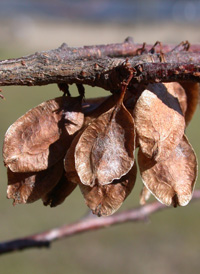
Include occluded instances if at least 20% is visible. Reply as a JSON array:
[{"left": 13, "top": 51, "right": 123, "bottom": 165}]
[{"left": 3, "top": 81, "right": 198, "bottom": 216}]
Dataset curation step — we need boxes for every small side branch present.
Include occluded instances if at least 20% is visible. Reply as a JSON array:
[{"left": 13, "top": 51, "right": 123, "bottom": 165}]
[{"left": 0, "top": 189, "right": 200, "bottom": 255}]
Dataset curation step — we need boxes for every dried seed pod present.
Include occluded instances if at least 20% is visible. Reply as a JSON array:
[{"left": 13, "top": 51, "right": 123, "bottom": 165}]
[
  {"left": 163, "top": 82, "right": 187, "bottom": 116},
  {"left": 82, "top": 96, "right": 109, "bottom": 115},
  {"left": 64, "top": 132, "right": 82, "bottom": 185},
  {"left": 180, "top": 82, "right": 199, "bottom": 126},
  {"left": 7, "top": 160, "right": 64, "bottom": 205},
  {"left": 3, "top": 96, "right": 84, "bottom": 173},
  {"left": 138, "top": 135, "right": 197, "bottom": 207},
  {"left": 140, "top": 185, "right": 151, "bottom": 205},
  {"left": 84, "top": 93, "right": 122, "bottom": 126},
  {"left": 80, "top": 164, "right": 137, "bottom": 217},
  {"left": 42, "top": 173, "right": 77, "bottom": 207},
  {"left": 134, "top": 83, "right": 185, "bottom": 162},
  {"left": 65, "top": 94, "right": 128, "bottom": 185},
  {"left": 75, "top": 103, "right": 135, "bottom": 187}
]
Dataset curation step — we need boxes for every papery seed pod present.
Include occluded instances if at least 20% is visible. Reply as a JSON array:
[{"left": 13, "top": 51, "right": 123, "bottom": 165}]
[
  {"left": 84, "top": 93, "right": 122, "bottom": 126},
  {"left": 82, "top": 96, "right": 109, "bottom": 115},
  {"left": 180, "top": 82, "right": 199, "bottom": 126},
  {"left": 64, "top": 132, "right": 82, "bottom": 185},
  {"left": 75, "top": 103, "right": 135, "bottom": 187},
  {"left": 134, "top": 83, "right": 185, "bottom": 162},
  {"left": 3, "top": 96, "right": 84, "bottom": 173},
  {"left": 79, "top": 163, "right": 137, "bottom": 217},
  {"left": 64, "top": 93, "right": 130, "bottom": 185},
  {"left": 163, "top": 82, "right": 187, "bottom": 116},
  {"left": 7, "top": 160, "right": 64, "bottom": 205},
  {"left": 138, "top": 135, "right": 197, "bottom": 207},
  {"left": 42, "top": 173, "right": 77, "bottom": 207},
  {"left": 124, "top": 84, "right": 146, "bottom": 110}
]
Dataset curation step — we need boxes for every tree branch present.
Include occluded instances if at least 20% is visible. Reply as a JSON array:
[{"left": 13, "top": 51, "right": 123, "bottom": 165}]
[
  {"left": 0, "top": 41, "right": 200, "bottom": 92},
  {"left": 0, "top": 189, "right": 200, "bottom": 255},
  {"left": 0, "top": 40, "right": 199, "bottom": 255}
]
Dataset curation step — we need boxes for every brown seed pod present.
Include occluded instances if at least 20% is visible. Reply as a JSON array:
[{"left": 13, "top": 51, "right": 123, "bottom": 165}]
[
  {"left": 82, "top": 96, "right": 109, "bottom": 115},
  {"left": 138, "top": 135, "right": 197, "bottom": 207},
  {"left": 179, "top": 82, "right": 199, "bottom": 126},
  {"left": 79, "top": 163, "right": 137, "bottom": 217},
  {"left": 163, "top": 82, "right": 187, "bottom": 116},
  {"left": 75, "top": 102, "right": 135, "bottom": 187},
  {"left": 7, "top": 160, "right": 64, "bottom": 205},
  {"left": 134, "top": 83, "right": 185, "bottom": 162},
  {"left": 64, "top": 93, "right": 128, "bottom": 185},
  {"left": 42, "top": 172, "right": 77, "bottom": 207},
  {"left": 84, "top": 93, "right": 122, "bottom": 126},
  {"left": 64, "top": 132, "right": 82, "bottom": 185},
  {"left": 3, "top": 96, "right": 84, "bottom": 173}
]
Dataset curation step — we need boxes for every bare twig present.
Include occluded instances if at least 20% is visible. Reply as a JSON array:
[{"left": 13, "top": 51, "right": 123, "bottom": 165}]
[
  {"left": 0, "top": 189, "right": 200, "bottom": 255},
  {"left": 0, "top": 42, "right": 200, "bottom": 92}
]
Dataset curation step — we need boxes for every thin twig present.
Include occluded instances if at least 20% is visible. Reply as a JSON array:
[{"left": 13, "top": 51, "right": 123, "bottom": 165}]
[{"left": 0, "top": 189, "right": 200, "bottom": 255}]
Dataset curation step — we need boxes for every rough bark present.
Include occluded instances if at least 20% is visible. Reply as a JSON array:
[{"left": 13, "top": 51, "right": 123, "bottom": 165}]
[{"left": 0, "top": 40, "right": 200, "bottom": 93}]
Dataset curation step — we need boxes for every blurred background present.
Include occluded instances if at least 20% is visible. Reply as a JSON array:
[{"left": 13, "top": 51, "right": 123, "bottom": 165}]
[{"left": 0, "top": 0, "right": 200, "bottom": 273}]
